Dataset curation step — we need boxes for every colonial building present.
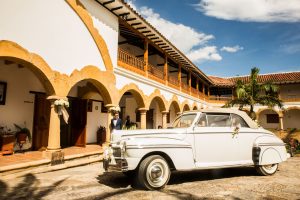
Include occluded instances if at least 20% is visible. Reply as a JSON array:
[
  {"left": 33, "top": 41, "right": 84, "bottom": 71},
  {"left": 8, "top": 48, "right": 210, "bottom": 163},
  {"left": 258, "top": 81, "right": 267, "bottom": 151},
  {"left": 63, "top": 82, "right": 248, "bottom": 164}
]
[{"left": 0, "top": 0, "right": 299, "bottom": 155}]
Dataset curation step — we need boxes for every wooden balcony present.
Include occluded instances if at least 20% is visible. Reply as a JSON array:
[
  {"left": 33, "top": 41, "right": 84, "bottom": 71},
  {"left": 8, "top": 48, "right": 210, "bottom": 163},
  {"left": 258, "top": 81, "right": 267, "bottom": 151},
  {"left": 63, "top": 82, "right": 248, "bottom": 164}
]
[
  {"left": 148, "top": 63, "right": 164, "bottom": 82},
  {"left": 280, "top": 96, "right": 300, "bottom": 102},
  {"left": 168, "top": 76, "right": 180, "bottom": 89},
  {"left": 181, "top": 83, "right": 190, "bottom": 94},
  {"left": 191, "top": 87, "right": 199, "bottom": 98},
  {"left": 118, "top": 48, "right": 146, "bottom": 76},
  {"left": 208, "top": 96, "right": 232, "bottom": 104}
]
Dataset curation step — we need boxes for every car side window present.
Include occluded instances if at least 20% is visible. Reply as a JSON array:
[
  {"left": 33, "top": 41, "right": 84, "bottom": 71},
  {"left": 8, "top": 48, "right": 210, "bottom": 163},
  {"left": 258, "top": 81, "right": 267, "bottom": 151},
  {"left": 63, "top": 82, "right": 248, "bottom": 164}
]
[
  {"left": 197, "top": 113, "right": 207, "bottom": 127},
  {"left": 172, "top": 114, "right": 197, "bottom": 128},
  {"left": 207, "top": 113, "right": 231, "bottom": 127},
  {"left": 231, "top": 114, "right": 249, "bottom": 128}
]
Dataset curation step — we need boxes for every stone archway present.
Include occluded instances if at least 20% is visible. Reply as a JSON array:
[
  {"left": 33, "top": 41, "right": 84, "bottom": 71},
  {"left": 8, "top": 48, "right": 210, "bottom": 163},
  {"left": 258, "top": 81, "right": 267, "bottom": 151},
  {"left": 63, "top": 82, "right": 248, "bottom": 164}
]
[
  {"left": 257, "top": 108, "right": 280, "bottom": 131},
  {"left": 283, "top": 107, "right": 300, "bottom": 130},
  {"left": 182, "top": 104, "right": 191, "bottom": 112},
  {"left": 118, "top": 84, "right": 146, "bottom": 129},
  {"left": 146, "top": 91, "right": 167, "bottom": 129},
  {"left": 63, "top": 76, "right": 114, "bottom": 147},
  {"left": 167, "top": 97, "right": 181, "bottom": 125},
  {"left": 0, "top": 40, "right": 58, "bottom": 151}
]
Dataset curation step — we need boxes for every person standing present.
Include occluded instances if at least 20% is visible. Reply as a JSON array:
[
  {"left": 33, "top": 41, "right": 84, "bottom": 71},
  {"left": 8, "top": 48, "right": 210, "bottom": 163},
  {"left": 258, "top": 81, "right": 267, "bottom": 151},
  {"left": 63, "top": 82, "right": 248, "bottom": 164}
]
[{"left": 111, "top": 113, "right": 122, "bottom": 130}]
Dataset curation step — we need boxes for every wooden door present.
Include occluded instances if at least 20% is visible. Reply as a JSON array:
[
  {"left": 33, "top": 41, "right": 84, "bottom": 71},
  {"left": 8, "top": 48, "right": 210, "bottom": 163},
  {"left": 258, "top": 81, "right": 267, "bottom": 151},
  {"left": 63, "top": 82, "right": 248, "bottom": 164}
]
[
  {"left": 70, "top": 99, "right": 87, "bottom": 147},
  {"left": 146, "top": 109, "right": 154, "bottom": 129},
  {"left": 32, "top": 93, "right": 51, "bottom": 151}
]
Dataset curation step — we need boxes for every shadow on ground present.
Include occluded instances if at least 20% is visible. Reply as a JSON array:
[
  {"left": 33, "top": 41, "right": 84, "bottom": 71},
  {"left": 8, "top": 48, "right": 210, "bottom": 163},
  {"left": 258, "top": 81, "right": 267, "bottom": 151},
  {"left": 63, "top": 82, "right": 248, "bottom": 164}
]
[
  {"left": 97, "top": 167, "right": 257, "bottom": 188},
  {"left": 0, "top": 173, "right": 66, "bottom": 199}
]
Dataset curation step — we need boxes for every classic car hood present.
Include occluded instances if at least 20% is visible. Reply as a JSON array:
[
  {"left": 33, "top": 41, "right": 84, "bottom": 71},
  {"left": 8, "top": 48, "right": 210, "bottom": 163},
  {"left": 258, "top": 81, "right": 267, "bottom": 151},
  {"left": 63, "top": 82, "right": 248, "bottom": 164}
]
[{"left": 111, "top": 128, "right": 187, "bottom": 143}]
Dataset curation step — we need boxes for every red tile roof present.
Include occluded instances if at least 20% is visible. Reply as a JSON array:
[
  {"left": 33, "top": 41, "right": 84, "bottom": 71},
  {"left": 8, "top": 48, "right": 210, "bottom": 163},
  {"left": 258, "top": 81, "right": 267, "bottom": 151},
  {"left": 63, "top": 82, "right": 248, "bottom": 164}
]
[{"left": 210, "top": 71, "right": 300, "bottom": 87}]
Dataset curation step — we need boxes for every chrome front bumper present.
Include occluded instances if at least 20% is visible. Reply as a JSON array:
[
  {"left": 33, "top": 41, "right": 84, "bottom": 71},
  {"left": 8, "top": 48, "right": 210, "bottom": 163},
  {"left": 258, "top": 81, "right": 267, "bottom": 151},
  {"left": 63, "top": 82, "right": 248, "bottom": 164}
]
[{"left": 103, "top": 145, "right": 128, "bottom": 172}]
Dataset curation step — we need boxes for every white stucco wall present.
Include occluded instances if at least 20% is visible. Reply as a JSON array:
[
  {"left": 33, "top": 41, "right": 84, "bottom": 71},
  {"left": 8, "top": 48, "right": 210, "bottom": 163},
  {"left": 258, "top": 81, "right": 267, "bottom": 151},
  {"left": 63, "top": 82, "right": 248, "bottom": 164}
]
[
  {"left": 0, "top": 0, "right": 105, "bottom": 74},
  {"left": 80, "top": 0, "right": 119, "bottom": 68},
  {"left": 283, "top": 109, "right": 300, "bottom": 129},
  {"left": 0, "top": 61, "right": 46, "bottom": 149}
]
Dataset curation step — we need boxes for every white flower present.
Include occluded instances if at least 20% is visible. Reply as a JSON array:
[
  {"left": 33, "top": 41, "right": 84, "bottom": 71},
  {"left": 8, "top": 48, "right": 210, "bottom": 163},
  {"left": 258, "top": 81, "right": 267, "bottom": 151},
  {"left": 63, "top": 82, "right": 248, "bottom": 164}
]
[
  {"left": 54, "top": 99, "right": 69, "bottom": 107},
  {"left": 109, "top": 106, "right": 121, "bottom": 113}
]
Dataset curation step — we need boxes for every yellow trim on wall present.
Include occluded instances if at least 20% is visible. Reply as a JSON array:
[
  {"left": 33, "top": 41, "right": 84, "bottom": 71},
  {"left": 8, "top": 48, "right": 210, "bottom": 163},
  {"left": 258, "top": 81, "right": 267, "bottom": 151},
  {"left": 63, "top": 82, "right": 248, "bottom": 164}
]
[{"left": 66, "top": 0, "right": 114, "bottom": 71}]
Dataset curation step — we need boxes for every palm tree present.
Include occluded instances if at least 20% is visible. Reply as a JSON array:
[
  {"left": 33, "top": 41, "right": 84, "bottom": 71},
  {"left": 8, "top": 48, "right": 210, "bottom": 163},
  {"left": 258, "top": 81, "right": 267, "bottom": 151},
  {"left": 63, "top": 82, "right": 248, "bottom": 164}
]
[{"left": 225, "top": 67, "right": 282, "bottom": 119}]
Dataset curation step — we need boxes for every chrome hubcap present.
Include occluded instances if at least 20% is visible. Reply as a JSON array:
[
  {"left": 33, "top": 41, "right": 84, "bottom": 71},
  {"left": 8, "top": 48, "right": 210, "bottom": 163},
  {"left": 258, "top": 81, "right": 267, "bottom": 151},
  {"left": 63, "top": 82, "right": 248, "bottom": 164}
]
[
  {"left": 150, "top": 165, "right": 163, "bottom": 180},
  {"left": 146, "top": 159, "right": 169, "bottom": 188}
]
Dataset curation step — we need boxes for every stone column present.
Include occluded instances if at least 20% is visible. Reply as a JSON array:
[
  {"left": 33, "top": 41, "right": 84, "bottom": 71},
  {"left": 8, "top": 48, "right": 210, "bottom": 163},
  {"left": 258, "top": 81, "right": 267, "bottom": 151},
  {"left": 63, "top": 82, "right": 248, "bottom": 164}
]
[
  {"left": 105, "top": 104, "right": 118, "bottom": 143},
  {"left": 162, "top": 111, "right": 169, "bottom": 129},
  {"left": 139, "top": 108, "right": 148, "bottom": 129},
  {"left": 279, "top": 111, "right": 284, "bottom": 131},
  {"left": 46, "top": 96, "right": 63, "bottom": 152}
]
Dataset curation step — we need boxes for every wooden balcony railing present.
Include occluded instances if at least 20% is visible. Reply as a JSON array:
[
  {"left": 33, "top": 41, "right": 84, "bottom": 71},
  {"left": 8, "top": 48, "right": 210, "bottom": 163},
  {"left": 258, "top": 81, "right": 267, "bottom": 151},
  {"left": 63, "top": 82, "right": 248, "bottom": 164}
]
[
  {"left": 181, "top": 83, "right": 190, "bottom": 93},
  {"left": 118, "top": 48, "right": 145, "bottom": 71},
  {"left": 148, "top": 63, "right": 164, "bottom": 80},
  {"left": 280, "top": 95, "right": 300, "bottom": 102},
  {"left": 191, "top": 87, "right": 199, "bottom": 98},
  {"left": 168, "top": 76, "right": 179, "bottom": 87}
]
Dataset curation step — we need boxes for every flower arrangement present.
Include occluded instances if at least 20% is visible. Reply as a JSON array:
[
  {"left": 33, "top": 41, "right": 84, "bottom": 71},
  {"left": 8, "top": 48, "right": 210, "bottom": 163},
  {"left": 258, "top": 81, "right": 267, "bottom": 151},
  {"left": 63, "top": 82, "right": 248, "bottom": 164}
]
[
  {"left": 54, "top": 99, "right": 69, "bottom": 107},
  {"left": 108, "top": 106, "right": 121, "bottom": 114}
]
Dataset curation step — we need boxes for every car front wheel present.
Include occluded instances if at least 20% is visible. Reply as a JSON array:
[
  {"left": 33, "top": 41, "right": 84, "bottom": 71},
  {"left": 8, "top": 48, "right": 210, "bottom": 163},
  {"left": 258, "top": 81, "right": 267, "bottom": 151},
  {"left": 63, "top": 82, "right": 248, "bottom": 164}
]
[
  {"left": 136, "top": 155, "right": 170, "bottom": 190},
  {"left": 255, "top": 163, "right": 278, "bottom": 176}
]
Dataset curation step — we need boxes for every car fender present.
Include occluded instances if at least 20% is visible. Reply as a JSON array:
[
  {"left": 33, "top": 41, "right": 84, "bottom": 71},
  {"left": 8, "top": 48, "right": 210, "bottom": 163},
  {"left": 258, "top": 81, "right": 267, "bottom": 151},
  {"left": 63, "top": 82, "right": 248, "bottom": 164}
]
[{"left": 254, "top": 135, "right": 287, "bottom": 165}]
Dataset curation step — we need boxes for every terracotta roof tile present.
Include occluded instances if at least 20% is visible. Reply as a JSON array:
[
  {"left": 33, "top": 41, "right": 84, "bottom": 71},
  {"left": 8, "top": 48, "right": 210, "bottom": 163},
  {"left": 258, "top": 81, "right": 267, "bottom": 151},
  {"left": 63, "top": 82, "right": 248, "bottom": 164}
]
[{"left": 210, "top": 71, "right": 300, "bottom": 87}]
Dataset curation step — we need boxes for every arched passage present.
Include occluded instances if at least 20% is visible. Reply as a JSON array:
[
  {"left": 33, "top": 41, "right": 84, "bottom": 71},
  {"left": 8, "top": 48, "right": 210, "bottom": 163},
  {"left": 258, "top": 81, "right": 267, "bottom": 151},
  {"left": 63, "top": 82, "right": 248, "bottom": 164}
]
[
  {"left": 168, "top": 100, "right": 181, "bottom": 125},
  {"left": 118, "top": 87, "right": 146, "bottom": 129},
  {"left": 62, "top": 78, "right": 112, "bottom": 147},
  {"left": 257, "top": 109, "right": 280, "bottom": 131},
  {"left": 183, "top": 104, "right": 191, "bottom": 112},
  {"left": 283, "top": 107, "right": 300, "bottom": 130},
  {"left": 0, "top": 42, "right": 57, "bottom": 151},
  {"left": 147, "top": 96, "right": 167, "bottom": 129}
]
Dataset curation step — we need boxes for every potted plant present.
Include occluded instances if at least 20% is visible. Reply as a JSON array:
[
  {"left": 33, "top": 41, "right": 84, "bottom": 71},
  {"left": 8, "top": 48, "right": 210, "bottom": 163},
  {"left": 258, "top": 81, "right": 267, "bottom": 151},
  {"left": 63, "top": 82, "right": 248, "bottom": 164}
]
[
  {"left": 97, "top": 126, "right": 106, "bottom": 145},
  {"left": 14, "top": 124, "right": 31, "bottom": 152}
]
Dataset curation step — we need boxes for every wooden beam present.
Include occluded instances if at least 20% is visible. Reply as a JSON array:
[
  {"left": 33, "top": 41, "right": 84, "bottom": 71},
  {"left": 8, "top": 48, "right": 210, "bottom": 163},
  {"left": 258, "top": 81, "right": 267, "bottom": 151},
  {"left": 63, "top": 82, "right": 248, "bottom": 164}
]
[
  {"left": 150, "top": 37, "right": 159, "bottom": 40},
  {"left": 119, "top": 12, "right": 130, "bottom": 17},
  {"left": 131, "top": 22, "right": 142, "bottom": 26},
  {"left": 103, "top": 0, "right": 115, "bottom": 6},
  {"left": 141, "top": 30, "right": 151, "bottom": 33},
  {"left": 126, "top": 18, "right": 137, "bottom": 21},
  {"left": 145, "top": 34, "right": 155, "bottom": 37},
  {"left": 160, "top": 45, "right": 169, "bottom": 48},
  {"left": 136, "top": 26, "right": 146, "bottom": 30},
  {"left": 111, "top": 6, "right": 123, "bottom": 11}
]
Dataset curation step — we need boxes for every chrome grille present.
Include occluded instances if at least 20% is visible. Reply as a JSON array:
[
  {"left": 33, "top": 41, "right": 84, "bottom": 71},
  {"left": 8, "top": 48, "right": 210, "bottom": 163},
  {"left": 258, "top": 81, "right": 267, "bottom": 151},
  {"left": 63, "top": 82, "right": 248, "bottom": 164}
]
[{"left": 112, "top": 147, "right": 122, "bottom": 157}]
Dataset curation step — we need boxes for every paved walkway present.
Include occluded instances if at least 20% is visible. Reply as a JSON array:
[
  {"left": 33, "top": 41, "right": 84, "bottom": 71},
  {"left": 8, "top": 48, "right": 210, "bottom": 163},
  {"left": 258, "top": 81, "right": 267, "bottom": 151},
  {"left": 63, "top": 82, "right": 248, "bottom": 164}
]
[{"left": 0, "top": 145, "right": 103, "bottom": 169}]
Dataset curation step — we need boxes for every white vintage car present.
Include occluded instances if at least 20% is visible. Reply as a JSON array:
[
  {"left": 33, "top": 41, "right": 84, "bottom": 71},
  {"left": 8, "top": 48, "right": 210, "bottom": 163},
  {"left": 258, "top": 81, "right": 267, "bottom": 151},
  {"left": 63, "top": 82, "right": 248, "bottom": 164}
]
[{"left": 103, "top": 108, "right": 288, "bottom": 190}]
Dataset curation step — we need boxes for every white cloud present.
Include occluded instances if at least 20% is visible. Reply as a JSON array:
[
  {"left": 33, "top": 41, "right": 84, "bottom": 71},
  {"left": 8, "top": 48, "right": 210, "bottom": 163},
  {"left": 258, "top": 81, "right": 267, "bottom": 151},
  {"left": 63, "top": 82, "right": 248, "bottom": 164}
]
[
  {"left": 196, "top": 0, "right": 300, "bottom": 22},
  {"left": 187, "top": 46, "right": 222, "bottom": 62},
  {"left": 221, "top": 45, "right": 244, "bottom": 53},
  {"left": 126, "top": 1, "right": 222, "bottom": 63}
]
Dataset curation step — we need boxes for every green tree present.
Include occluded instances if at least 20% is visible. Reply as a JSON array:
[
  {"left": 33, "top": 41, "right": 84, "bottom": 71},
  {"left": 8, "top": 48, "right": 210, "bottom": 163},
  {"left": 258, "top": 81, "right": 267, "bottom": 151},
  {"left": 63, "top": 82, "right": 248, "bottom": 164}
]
[{"left": 225, "top": 67, "right": 282, "bottom": 119}]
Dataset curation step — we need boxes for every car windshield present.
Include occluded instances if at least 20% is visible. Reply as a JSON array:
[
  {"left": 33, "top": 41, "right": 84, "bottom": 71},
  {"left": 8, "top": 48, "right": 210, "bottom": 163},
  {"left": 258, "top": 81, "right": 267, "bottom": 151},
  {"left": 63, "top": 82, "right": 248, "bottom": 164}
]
[{"left": 172, "top": 114, "right": 197, "bottom": 128}]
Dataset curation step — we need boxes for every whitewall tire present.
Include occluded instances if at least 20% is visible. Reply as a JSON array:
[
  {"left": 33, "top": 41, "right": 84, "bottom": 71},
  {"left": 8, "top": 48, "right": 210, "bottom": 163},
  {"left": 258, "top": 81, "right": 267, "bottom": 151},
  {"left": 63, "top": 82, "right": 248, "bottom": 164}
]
[
  {"left": 256, "top": 163, "right": 278, "bottom": 176},
  {"left": 136, "top": 155, "right": 170, "bottom": 190}
]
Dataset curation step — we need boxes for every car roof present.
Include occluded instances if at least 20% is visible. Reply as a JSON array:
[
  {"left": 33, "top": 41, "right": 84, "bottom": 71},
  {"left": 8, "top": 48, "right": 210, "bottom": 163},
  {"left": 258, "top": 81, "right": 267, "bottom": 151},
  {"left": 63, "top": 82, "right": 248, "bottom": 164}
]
[{"left": 183, "top": 108, "right": 259, "bottom": 129}]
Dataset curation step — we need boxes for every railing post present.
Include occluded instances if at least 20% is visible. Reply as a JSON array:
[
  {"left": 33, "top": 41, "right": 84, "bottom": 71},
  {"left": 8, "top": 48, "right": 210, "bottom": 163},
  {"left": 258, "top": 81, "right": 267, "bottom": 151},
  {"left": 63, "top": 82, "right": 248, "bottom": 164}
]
[
  {"left": 196, "top": 78, "right": 199, "bottom": 98},
  {"left": 188, "top": 71, "right": 192, "bottom": 95},
  {"left": 144, "top": 40, "right": 148, "bottom": 76},
  {"left": 178, "top": 65, "right": 182, "bottom": 91},
  {"left": 164, "top": 55, "right": 168, "bottom": 85}
]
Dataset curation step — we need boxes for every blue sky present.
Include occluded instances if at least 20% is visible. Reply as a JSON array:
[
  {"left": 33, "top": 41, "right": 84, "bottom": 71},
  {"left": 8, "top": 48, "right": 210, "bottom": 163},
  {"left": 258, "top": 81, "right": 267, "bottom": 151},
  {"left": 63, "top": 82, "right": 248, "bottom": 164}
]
[{"left": 127, "top": 0, "right": 300, "bottom": 77}]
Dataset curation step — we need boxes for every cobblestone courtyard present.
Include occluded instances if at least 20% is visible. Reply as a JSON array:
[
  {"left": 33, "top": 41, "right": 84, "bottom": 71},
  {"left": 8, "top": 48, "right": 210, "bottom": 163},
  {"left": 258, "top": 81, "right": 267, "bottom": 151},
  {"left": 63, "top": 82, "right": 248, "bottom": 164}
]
[{"left": 1, "top": 157, "right": 300, "bottom": 200}]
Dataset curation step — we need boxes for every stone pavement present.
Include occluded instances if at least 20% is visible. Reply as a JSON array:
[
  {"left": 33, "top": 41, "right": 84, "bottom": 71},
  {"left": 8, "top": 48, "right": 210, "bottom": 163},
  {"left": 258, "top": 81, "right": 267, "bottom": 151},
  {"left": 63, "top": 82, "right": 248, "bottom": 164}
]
[
  {"left": 0, "top": 145, "right": 103, "bottom": 178},
  {"left": 1, "top": 157, "right": 300, "bottom": 200}
]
